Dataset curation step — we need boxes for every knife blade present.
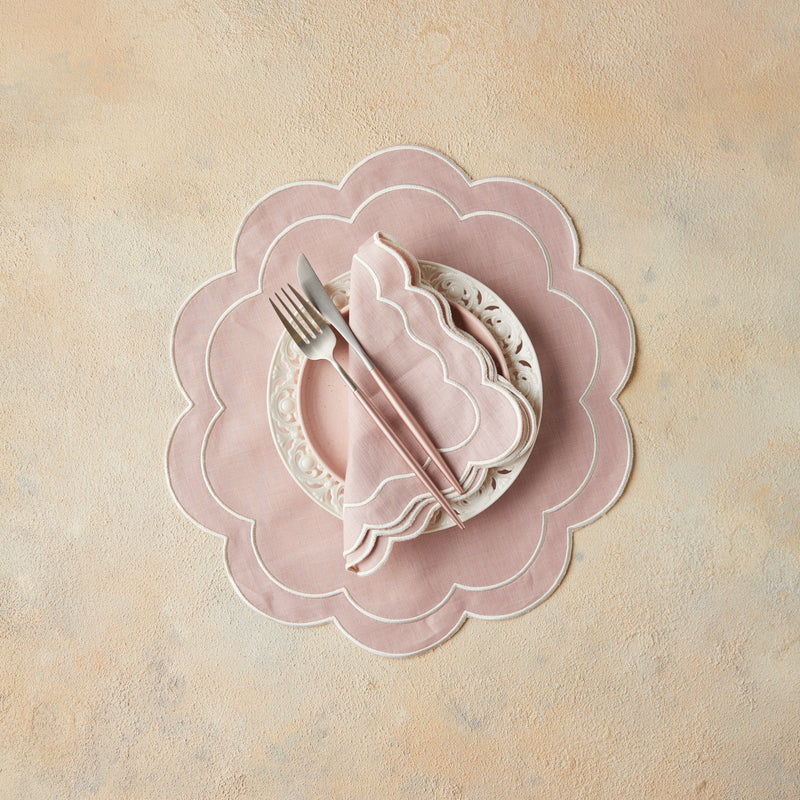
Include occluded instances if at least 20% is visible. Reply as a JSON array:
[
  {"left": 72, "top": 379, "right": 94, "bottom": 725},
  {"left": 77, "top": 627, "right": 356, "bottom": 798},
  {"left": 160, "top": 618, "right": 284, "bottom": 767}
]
[
  {"left": 297, "top": 253, "right": 465, "bottom": 495},
  {"left": 297, "top": 254, "right": 375, "bottom": 370}
]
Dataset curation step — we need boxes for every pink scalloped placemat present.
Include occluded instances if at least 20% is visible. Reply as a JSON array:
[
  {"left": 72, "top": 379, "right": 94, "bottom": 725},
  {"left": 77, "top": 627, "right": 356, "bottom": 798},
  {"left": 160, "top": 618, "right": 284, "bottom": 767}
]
[{"left": 167, "top": 146, "right": 635, "bottom": 656}]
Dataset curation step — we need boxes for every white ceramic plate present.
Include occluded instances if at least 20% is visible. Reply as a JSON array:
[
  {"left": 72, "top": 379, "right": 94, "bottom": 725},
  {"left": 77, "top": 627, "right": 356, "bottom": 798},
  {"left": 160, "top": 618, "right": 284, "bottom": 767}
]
[{"left": 267, "top": 262, "right": 543, "bottom": 526}]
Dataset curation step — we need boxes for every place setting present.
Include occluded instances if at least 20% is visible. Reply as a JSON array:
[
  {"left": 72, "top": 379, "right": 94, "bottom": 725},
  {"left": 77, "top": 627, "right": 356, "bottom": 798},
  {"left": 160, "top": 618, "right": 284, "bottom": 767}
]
[{"left": 167, "top": 146, "right": 635, "bottom": 656}]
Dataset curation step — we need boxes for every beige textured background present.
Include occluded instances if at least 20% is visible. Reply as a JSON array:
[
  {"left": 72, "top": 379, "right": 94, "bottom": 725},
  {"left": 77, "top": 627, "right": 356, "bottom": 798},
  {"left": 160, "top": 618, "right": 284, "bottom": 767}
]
[{"left": 2, "top": 1, "right": 799, "bottom": 797}]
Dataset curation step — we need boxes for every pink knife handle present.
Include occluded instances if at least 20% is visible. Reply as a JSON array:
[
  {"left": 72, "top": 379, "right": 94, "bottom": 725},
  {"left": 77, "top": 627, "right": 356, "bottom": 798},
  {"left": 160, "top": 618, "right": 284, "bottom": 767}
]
[
  {"left": 370, "top": 367, "right": 465, "bottom": 495},
  {"left": 352, "top": 386, "right": 465, "bottom": 530}
]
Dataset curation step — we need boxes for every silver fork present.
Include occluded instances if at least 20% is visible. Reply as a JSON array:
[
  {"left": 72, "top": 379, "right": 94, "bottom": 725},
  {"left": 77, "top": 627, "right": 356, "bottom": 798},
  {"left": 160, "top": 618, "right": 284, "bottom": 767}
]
[{"left": 270, "top": 286, "right": 464, "bottom": 530}]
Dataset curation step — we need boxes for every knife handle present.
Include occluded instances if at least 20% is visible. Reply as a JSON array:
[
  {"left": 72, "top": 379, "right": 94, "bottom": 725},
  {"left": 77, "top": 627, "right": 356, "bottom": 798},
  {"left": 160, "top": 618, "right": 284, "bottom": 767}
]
[
  {"left": 351, "top": 385, "right": 465, "bottom": 531},
  {"left": 370, "top": 367, "right": 465, "bottom": 495}
]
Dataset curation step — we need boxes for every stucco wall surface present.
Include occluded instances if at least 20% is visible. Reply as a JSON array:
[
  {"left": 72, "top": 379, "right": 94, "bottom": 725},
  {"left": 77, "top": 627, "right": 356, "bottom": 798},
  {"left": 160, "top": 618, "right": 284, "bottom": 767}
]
[{"left": 2, "top": 1, "right": 798, "bottom": 798}]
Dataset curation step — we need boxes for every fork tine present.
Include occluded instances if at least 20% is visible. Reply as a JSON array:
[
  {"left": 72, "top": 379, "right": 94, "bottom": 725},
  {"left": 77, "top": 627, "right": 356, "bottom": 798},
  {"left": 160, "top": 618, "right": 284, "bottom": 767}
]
[
  {"left": 288, "top": 285, "right": 327, "bottom": 329},
  {"left": 276, "top": 290, "right": 314, "bottom": 341},
  {"left": 279, "top": 287, "right": 319, "bottom": 338},
  {"left": 269, "top": 298, "right": 307, "bottom": 347}
]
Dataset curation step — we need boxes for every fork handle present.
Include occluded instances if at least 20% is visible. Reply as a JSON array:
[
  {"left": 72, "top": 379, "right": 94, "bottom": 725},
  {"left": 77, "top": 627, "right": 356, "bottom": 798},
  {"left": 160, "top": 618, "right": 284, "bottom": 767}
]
[
  {"left": 350, "top": 385, "right": 465, "bottom": 531},
  {"left": 371, "top": 367, "right": 464, "bottom": 495}
]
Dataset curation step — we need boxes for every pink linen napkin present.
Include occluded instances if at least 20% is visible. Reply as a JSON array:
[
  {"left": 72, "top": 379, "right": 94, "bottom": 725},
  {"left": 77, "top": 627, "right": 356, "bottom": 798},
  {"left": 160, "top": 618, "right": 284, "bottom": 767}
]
[{"left": 343, "top": 233, "right": 536, "bottom": 574}]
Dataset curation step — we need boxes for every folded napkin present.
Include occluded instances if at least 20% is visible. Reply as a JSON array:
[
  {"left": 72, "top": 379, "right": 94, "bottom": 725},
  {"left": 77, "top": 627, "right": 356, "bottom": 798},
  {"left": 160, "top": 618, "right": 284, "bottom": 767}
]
[{"left": 342, "top": 233, "right": 536, "bottom": 574}]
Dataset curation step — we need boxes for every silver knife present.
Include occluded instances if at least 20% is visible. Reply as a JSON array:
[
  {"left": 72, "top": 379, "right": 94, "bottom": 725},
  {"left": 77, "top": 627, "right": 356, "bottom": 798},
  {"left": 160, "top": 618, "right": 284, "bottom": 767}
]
[{"left": 297, "top": 254, "right": 464, "bottom": 495}]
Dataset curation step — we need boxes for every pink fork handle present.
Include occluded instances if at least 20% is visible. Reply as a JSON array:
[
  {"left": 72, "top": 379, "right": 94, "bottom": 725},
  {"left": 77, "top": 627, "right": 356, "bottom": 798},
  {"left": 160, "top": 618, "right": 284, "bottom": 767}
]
[
  {"left": 370, "top": 367, "right": 464, "bottom": 495},
  {"left": 352, "top": 387, "right": 465, "bottom": 531}
]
